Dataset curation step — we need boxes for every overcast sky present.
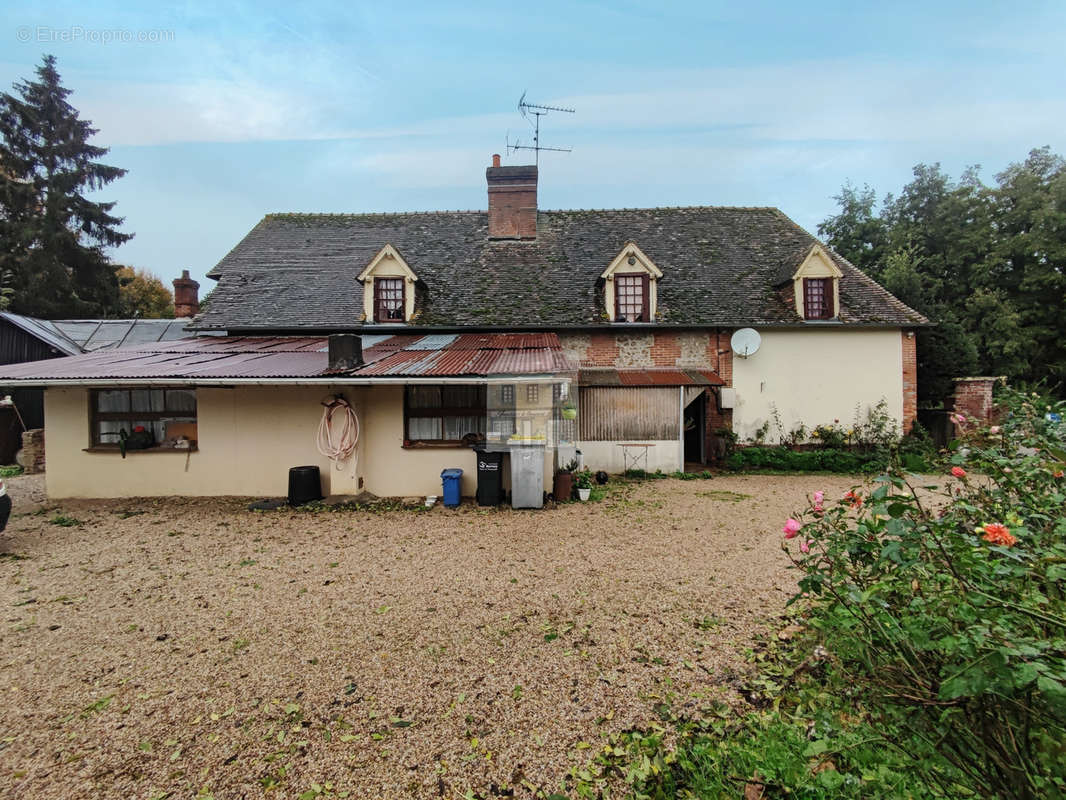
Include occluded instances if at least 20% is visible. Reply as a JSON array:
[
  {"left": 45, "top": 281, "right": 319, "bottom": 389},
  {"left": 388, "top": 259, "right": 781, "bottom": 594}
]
[{"left": 3, "top": 0, "right": 1065, "bottom": 290}]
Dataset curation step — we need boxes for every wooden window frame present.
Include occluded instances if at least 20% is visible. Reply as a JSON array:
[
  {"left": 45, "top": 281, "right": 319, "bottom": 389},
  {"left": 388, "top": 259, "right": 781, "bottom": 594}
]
[
  {"left": 403, "top": 385, "right": 487, "bottom": 447},
  {"left": 89, "top": 388, "right": 197, "bottom": 450},
  {"left": 374, "top": 277, "right": 406, "bottom": 323},
  {"left": 614, "top": 273, "right": 650, "bottom": 322},
  {"left": 803, "top": 277, "right": 832, "bottom": 320}
]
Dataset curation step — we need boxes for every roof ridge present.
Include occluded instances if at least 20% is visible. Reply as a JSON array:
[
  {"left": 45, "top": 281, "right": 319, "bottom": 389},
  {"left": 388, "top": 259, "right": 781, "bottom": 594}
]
[
  {"left": 263, "top": 205, "right": 784, "bottom": 220},
  {"left": 265, "top": 210, "right": 483, "bottom": 219}
]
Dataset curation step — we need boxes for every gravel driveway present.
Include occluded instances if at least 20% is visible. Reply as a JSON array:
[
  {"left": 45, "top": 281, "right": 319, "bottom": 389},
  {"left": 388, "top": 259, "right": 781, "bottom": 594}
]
[{"left": 0, "top": 473, "right": 867, "bottom": 798}]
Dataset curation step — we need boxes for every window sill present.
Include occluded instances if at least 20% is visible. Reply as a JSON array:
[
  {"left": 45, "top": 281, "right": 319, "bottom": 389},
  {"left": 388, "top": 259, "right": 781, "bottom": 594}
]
[
  {"left": 402, "top": 441, "right": 472, "bottom": 449},
  {"left": 83, "top": 445, "right": 199, "bottom": 454}
]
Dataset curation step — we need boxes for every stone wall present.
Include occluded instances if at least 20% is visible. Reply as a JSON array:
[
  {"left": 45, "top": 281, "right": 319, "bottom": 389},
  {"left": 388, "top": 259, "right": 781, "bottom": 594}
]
[{"left": 19, "top": 427, "right": 45, "bottom": 474}]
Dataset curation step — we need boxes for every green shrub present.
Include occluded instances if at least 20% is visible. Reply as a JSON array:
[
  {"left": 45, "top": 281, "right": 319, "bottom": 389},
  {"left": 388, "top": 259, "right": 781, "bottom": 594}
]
[
  {"left": 726, "top": 446, "right": 887, "bottom": 473},
  {"left": 571, "top": 389, "right": 1063, "bottom": 800},
  {"left": 786, "top": 388, "right": 1066, "bottom": 799}
]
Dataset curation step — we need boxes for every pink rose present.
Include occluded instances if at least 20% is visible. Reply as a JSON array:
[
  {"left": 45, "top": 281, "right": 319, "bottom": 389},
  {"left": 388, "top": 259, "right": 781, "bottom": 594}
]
[
  {"left": 783, "top": 518, "right": 801, "bottom": 539},
  {"left": 951, "top": 466, "right": 967, "bottom": 479},
  {"left": 813, "top": 490, "right": 824, "bottom": 504},
  {"left": 989, "top": 426, "right": 1001, "bottom": 434},
  {"left": 800, "top": 540, "right": 811, "bottom": 553}
]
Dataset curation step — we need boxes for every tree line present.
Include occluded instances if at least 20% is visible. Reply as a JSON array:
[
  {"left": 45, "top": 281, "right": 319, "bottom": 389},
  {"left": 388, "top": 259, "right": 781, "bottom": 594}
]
[
  {"left": 0, "top": 54, "right": 173, "bottom": 319},
  {"left": 819, "top": 148, "right": 1066, "bottom": 405}
]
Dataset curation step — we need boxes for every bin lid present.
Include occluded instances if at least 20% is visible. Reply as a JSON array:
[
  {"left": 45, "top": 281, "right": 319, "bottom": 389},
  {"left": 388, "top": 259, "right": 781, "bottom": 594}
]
[{"left": 440, "top": 468, "right": 464, "bottom": 478}]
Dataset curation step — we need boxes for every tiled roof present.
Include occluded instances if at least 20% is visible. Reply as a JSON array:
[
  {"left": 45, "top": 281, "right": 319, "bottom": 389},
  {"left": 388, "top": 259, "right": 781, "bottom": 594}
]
[
  {"left": 193, "top": 208, "right": 927, "bottom": 332},
  {"left": 0, "top": 334, "right": 575, "bottom": 385}
]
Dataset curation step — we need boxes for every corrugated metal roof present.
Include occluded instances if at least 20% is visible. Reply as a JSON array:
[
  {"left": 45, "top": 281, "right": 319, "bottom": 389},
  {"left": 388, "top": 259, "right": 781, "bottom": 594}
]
[
  {"left": 0, "top": 312, "right": 82, "bottom": 356},
  {"left": 0, "top": 333, "right": 577, "bottom": 385},
  {"left": 579, "top": 368, "right": 724, "bottom": 387},
  {"left": 52, "top": 318, "right": 194, "bottom": 351}
]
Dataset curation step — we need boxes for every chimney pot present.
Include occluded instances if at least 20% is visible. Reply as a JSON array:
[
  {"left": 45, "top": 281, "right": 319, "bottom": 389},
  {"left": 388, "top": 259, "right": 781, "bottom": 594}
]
[
  {"left": 328, "top": 334, "right": 364, "bottom": 371},
  {"left": 492, "top": 153, "right": 501, "bottom": 167},
  {"left": 172, "top": 270, "right": 200, "bottom": 318}
]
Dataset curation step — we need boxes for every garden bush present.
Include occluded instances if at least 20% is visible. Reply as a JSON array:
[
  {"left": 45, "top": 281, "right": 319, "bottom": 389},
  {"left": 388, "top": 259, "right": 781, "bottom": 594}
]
[
  {"left": 570, "top": 388, "right": 1065, "bottom": 799},
  {"left": 726, "top": 446, "right": 887, "bottom": 473},
  {"left": 783, "top": 388, "right": 1066, "bottom": 798}
]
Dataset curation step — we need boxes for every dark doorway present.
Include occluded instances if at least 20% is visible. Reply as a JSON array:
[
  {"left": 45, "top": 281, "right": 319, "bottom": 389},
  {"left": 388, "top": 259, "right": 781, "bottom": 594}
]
[{"left": 683, "top": 393, "right": 705, "bottom": 465}]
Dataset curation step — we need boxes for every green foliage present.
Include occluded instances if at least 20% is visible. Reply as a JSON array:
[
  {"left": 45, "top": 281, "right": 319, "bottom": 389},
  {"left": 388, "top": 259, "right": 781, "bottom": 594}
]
[
  {"left": 0, "top": 55, "right": 130, "bottom": 317},
  {"left": 0, "top": 465, "right": 23, "bottom": 477},
  {"left": 820, "top": 148, "right": 1066, "bottom": 404},
  {"left": 573, "top": 468, "right": 594, "bottom": 490},
  {"left": 49, "top": 513, "right": 82, "bottom": 527},
  {"left": 116, "top": 266, "right": 175, "bottom": 318},
  {"left": 726, "top": 447, "right": 886, "bottom": 473},
  {"left": 713, "top": 426, "right": 739, "bottom": 459},
  {"left": 786, "top": 387, "right": 1066, "bottom": 798},
  {"left": 568, "top": 388, "right": 1062, "bottom": 800}
]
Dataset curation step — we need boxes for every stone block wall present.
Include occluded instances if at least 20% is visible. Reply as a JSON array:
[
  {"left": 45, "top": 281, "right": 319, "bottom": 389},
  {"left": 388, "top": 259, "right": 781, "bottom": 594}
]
[{"left": 19, "top": 427, "right": 45, "bottom": 474}]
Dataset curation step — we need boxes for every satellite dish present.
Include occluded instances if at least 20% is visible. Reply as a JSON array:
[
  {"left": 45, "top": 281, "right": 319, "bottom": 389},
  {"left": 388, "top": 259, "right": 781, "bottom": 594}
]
[{"left": 730, "top": 328, "right": 762, "bottom": 358}]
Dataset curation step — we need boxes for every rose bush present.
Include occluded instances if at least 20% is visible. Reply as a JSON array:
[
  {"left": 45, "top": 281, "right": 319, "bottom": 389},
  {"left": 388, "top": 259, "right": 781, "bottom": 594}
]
[{"left": 784, "top": 388, "right": 1066, "bottom": 799}]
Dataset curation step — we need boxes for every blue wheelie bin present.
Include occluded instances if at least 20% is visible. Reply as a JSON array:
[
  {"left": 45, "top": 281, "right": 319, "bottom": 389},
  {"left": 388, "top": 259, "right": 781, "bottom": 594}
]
[{"left": 440, "top": 468, "right": 463, "bottom": 508}]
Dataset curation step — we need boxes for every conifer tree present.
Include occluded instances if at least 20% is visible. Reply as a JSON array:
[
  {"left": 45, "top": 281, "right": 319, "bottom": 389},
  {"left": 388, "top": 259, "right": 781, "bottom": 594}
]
[{"left": 0, "top": 54, "right": 130, "bottom": 317}]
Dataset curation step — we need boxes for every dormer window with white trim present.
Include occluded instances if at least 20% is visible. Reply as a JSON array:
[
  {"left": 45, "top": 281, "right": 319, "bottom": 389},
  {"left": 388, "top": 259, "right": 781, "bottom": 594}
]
[
  {"left": 601, "top": 243, "right": 662, "bottom": 323},
  {"left": 793, "top": 244, "right": 842, "bottom": 321},
  {"left": 358, "top": 244, "right": 418, "bottom": 324}
]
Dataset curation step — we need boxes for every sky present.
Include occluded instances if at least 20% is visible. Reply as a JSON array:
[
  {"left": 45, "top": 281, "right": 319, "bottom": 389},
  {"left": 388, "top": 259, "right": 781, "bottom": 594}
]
[{"left": 2, "top": 0, "right": 1065, "bottom": 291}]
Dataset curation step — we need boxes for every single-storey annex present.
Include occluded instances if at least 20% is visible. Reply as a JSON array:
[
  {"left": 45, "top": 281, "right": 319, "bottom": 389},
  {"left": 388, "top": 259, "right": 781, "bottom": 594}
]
[{"left": 0, "top": 157, "right": 927, "bottom": 500}]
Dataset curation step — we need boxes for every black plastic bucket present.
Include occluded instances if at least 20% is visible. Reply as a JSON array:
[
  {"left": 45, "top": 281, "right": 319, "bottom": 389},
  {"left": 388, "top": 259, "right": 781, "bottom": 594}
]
[{"left": 288, "top": 465, "right": 322, "bottom": 506}]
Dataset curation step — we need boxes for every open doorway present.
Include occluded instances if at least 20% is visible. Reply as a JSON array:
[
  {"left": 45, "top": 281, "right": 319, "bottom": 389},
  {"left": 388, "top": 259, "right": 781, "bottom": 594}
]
[{"left": 683, "top": 392, "right": 705, "bottom": 466}]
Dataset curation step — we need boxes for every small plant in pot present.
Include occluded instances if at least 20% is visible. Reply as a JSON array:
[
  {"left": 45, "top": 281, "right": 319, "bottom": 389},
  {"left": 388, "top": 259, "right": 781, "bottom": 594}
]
[
  {"left": 553, "top": 458, "right": 579, "bottom": 502},
  {"left": 573, "top": 469, "right": 593, "bottom": 500}
]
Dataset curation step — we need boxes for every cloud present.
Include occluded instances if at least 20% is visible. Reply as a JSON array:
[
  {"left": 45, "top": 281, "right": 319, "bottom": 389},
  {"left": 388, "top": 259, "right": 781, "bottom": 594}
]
[{"left": 71, "top": 57, "right": 1066, "bottom": 158}]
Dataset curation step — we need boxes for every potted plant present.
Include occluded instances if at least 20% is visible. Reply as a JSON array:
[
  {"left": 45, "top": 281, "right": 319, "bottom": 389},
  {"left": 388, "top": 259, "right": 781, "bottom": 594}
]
[
  {"left": 574, "top": 468, "right": 593, "bottom": 501},
  {"left": 561, "top": 402, "right": 578, "bottom": 420},
  {"left": 553, "top": 458, "right": 579, "bottom": 502}
]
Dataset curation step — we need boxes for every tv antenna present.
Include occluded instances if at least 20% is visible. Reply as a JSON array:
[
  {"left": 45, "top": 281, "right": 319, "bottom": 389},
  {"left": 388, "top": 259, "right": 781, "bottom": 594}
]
[{"left": 506, "top": 91, "right": 574, "bottom": 165}]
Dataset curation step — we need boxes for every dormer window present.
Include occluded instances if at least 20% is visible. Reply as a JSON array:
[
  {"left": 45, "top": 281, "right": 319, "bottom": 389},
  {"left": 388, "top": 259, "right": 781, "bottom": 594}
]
[
  {"left": 374, "top": 278, "right": 405, "bottom": 322},
  {"left": 803, "top": 278, "right": 830, "bottom": 319},
  {"left": 615, "top": 274, "right": 649, "bottom": 322},
  {"left": 601, "top": 243, "right": 662, "bottom": 323},
  {"left": 792, "top": 244, "right": 842, "bottom": 321},
  {"left": 358, "top": 244, "right": 418, "bottom": 324}
]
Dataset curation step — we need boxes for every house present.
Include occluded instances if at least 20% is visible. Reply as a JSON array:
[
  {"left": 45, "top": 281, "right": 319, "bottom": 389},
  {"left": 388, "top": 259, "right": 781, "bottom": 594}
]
[{"left": 0, "top": 157, "right": 926, "bottom": 500}]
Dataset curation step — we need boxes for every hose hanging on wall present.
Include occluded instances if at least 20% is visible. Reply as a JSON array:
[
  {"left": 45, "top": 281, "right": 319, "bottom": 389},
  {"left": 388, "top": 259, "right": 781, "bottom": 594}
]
[{"left": 317, "top": 395, "right": 360, "bottom": 471}]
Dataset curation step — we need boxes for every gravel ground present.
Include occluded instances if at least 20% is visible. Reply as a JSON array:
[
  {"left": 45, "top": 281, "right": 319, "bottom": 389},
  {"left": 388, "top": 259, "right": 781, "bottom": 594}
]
[{"left": 0, "top": 473, "right": 871, "bottom": 799}]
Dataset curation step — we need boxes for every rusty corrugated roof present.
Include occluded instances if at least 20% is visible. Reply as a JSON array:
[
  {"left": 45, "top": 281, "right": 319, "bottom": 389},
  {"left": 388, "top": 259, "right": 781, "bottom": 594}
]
[{"left": 0, "top": 334, "right": 577, "bottom": 385}]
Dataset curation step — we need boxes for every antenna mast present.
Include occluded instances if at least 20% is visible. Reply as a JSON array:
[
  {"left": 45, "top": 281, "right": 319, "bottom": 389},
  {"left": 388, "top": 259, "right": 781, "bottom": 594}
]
[{"left": 507, "top": 91, "right": 575, "bottom": 165}]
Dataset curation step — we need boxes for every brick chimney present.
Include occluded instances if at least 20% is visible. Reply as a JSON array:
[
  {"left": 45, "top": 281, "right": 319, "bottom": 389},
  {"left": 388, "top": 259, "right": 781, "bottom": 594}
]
[
  {"left": 172, "top": 270, "right": 200, "bottom": 317},
  {"left": 486, "top": 154, "right": 537, "bottom": 239}
]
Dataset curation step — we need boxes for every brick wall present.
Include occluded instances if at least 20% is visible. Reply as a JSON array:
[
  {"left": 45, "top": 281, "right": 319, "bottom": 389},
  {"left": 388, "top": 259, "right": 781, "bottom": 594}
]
[
  {"left": 559, "top": 330, "right": 730, "bottom": 371},
  {"left": 952, "top": 377, "right": 1002, "bottom": 424},
  {"left": 902, "top": 331, "right": 917, "bottom": 433},
  {"left": 559, "top": 329, "right": 735, "bottom": 462}
]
